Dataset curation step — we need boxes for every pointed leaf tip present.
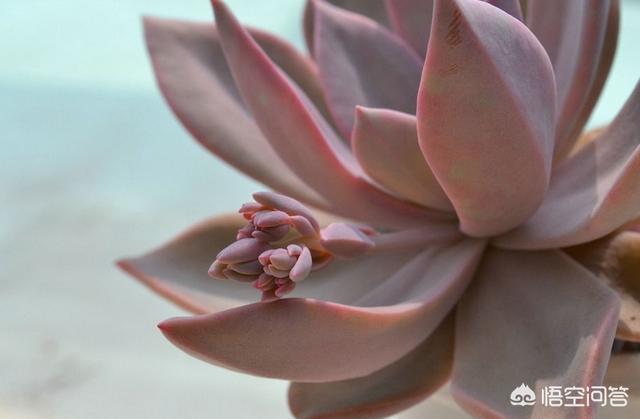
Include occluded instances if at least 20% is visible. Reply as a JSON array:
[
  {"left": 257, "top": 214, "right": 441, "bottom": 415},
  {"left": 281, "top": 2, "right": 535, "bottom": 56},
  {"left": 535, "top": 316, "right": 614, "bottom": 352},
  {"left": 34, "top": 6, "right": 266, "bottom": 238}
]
[
  {"left": 452, "top": 248, "right": 619, "bottom": 418},
  {"left": 527, "top": 0, "right": 612, "bottom": 158},
  {"left": 142, "top": 15, "right": 329, "bottom": 209},
  {"left": 417, "top": 0, "right": 556, "bottom": 237},
  {"left": 497, "top": 81, "right": 640, "bottom": 249},
  {"left": 288, "top": 314, "right": 455, "bottom": 419},
  {"left": 352, "top": 107, "right": 453, "bottom": 211},
  {"left": 314, "top": 0, "right": 423, "bottom": 138},
  {"left": 156, "top": 241, "right": 484, "bottom": 382},
  {"left": 212, "top": 0, "right": 445, "bottom": 229},
  {"left": 385, "top": 0, "right": 435, "bottom": 57}
]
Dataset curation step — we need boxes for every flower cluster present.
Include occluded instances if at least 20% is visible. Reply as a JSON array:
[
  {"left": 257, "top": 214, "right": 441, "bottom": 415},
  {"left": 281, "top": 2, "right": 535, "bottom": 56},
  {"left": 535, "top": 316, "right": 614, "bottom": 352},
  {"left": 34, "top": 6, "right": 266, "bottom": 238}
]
[{"left": 209, "top": 191, "right": 373, "bottom": 300}]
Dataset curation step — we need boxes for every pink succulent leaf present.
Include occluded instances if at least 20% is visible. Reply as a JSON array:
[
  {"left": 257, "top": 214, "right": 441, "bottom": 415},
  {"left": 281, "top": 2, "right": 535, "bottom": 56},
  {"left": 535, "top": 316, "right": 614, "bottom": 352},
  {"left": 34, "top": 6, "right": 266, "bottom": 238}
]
[
  {"left": 564, "top": 0, "right": 620, "bottom": 156},
  {"left": 288, "top": 314, "right": 454, "bottom": 419},
  {"left": 212, "top": 0, "right": 447, "bottom": 229},
  {"left": 385, "top": 0, "right": 522, "bottom": 58},
  {"left": 156, "top": 239, "right": 484, "bottom": 382},
  {"left": 355, "top": 239, "right": 485, "bottom": 307},
  {"left": 526, "top": 0, "right": 611, "bottom": 159},
  {"left": 352, "top": 106, "right": 453, "bottom": 211},
  {"left": 143, "top": 17, "right": 329, "bottom": 209},
  {"left": 117, "top": 214, "right": 258, "bottom": 315},
  {"left": 452, "top": 248, "right": 620, "bottom": 418},
  {"left": 313, "top": 0, "right": 423, "bottom": 138},
  {"left": 496, "top": 81, "right": 640, "bottom": 250},
  {"left": 290, "top": 247, "right": 423, "bottom": 304},
  {"left": 144, "top": 18, "right": 326, "bottom": 212},
  {"left": 483, "top": 0, "right": 522, "bottom": 20},
  {"left": 252, "top": 29, "right": 338, "bottom": 132},
  {"left": 417, "top": 0, "right": 556, "bottom": 237},
  {"left": 304, "top": 0, "right": 391, "bottom": 54},
  {"left": 369, "top": 222, "right": 462, "bottom": 253},
  {"left": 385, "top": 0, "right": 434, "bottom": 57}
]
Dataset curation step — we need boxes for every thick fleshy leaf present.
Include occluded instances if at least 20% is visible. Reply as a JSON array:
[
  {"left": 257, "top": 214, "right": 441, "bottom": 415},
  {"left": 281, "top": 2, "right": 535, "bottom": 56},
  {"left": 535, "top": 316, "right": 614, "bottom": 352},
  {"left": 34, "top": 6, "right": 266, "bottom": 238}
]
[
  {"left": 496, "top": 82, "right": 640, "bottom": 249},
  {"left": 157, "top": 239, "right": 485, "bottom": 382},
  {"left": 526, "top": 0, "right": 611, "bottom": 159},
  {"left": 452, "top": 248, "right": 620, "bottom": 418},
  {"left": 144, "top": 17, "right": 329, "bottom": 209},
  {"left": 304, "top": 0, "right": 390, "bottom": 54},
  {"left": 212, "top": 0, "right": 446, "bottom": 229},
  {"left": 404, "top": 354, "right": 640, "bottom": 418},
  {"left": 117, "top": 214, "right": 257, "bottom": 314},
  {"left": 566, "top": 231, "right": 640, "bottom": 343},
  {"left": 313, "top": 1, "right": 423, "bottom": 138},
  {"left": 484, "top": 0, "right": 522, "bottom": 20},
  {"left": 288, "top": 314, "right": 454, "bottom": 419},
  {"left": 417, "top": 0, "right": 556, "bottom": 237},
  {"left": 352, "top": 107, "right": 452, "bottom": 211},
  {"left": 369, "top": 223, "right": 461, "bottom": 253},
  {"left": 250, "top": 28, "right": 337, "bottom": 130},
  {"left": 563, "top": 0, "right": 620, "bottom": 158},
  {"left": 385, "top": 0, "right": 433, "bottom": 57}
]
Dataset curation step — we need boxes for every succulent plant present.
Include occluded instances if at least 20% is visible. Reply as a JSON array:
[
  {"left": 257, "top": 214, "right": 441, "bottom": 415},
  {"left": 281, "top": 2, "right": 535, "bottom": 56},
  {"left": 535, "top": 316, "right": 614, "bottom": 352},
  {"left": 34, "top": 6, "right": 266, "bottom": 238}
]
[{"left": 118, "top": 0, "right": 640, "bottom": 417}]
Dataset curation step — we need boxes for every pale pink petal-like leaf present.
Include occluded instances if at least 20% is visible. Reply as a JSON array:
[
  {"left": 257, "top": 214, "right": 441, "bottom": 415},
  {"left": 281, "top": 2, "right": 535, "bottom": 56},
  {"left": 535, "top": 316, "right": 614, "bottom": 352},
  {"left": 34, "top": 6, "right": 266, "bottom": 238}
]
[
  {"left": 313, "top": 0, "right": 423, "bottom": 138},
  {"left": 304, "top": 0, "right": 390, "bottom": 54},
  {"left": 212, "top": 0, "right": 446, "bottom": 229},
  {"left": 385, "top": 0, "right": 434, "bottom": 57},
  {"left": 526, "top": 0, "right": 611, "bottom": 159},
  {"left": 452, "top": 248, "right": 620, "bottom": 418},
  {"left": 119, "top": 214, "right": 454, "bottom": 314},
  {"left": 288, "top": 314, "right": 454, "bottom": 418},
  {"left": 157, "top": 239, "right": 485, "bottom": 382},
  {"left": 563, "top": 0, "right": 620, "bottom": 157},
  {"left": 352, "top": 107, "right": 452, "bottom": 211},
  {"left": 250, "top": 28, "right": 337, "bottom": 130},
  {"left": 385, "top": 0, "right": 522, "bottom": 58},
  {"left": 143, "top": 17, "right": 328, "bottom": 209},
  {"left": 117, "top": 214, "right": 257, "bottom": 315},
  {"left": 496, "top": 82, "right": 640, "bottom": 249},
  {"left": 484, "top": 0, "right": 522, "bottom": 20},
  {"left": 566, "top": 230, "right": 640, "bottom": 342},
  {"left": 417, "top": 0, "right": 556, "bottom": 237}
]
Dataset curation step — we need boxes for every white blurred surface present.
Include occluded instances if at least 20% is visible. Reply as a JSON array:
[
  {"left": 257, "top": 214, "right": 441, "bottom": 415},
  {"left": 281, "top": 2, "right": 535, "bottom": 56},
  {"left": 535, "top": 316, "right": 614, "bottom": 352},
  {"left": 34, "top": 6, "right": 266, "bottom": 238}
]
[{"left": 1, "top": 1, "right": 639, "bottom": 418}]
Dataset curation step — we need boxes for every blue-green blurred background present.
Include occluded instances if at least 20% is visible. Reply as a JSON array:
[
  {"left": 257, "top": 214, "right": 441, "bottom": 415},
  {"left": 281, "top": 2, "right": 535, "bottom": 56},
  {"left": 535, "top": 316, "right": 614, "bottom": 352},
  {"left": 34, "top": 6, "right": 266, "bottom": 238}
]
[{"left": 1, "top": 1, "right": 638, "bottom": 418}]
